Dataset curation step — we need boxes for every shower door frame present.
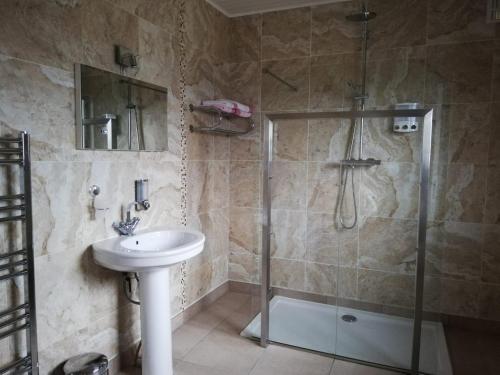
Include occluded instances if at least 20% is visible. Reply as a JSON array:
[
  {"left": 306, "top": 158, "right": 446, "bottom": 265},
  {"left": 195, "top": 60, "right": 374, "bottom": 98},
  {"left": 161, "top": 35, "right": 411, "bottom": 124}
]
[{"left": 260, "top": 108, "right": 433, "bottom": 375}]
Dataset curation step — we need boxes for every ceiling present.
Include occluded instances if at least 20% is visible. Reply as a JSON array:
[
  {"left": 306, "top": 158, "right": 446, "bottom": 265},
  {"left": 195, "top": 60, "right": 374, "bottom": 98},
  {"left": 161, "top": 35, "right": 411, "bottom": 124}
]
[{"left": 206, "top": 0, "right": 349, "bottom": 17}]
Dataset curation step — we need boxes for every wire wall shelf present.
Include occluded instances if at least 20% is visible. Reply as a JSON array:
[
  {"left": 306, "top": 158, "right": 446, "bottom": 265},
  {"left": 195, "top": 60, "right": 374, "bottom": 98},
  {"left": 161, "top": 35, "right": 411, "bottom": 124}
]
[{"left": 188, "top": 104, "right": 255, "bottom": 137}]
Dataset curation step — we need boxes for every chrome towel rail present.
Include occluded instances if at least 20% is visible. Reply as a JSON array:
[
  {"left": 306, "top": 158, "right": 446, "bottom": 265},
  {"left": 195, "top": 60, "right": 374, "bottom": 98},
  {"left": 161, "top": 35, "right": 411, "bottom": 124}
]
[
  {"left": 0, "top": 204, "right": 25, "bottom": 212},
  {"left": 0, "top": 132, "right": 38, "bottom": 375},
  {"left": 0, "top": 303, "right": 30, "bottom": 319},
  {"left": 0, "top": 194, "right": 25, "bottom": 201},
  {"left": 0, "top": 356, "right": 32, "bottom": 375},
  {"left": 0, "top": 214, "right": 25, "bottom": 223},
  {"left": 0, "top": 249, "right": 27, "bottom": 260}
]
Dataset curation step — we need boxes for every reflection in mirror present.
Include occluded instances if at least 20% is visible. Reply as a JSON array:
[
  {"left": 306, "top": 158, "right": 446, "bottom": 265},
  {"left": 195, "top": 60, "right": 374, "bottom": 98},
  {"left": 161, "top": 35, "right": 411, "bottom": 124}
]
[{"left": 75, "top": 64, "right": 168, "bottom": 151}]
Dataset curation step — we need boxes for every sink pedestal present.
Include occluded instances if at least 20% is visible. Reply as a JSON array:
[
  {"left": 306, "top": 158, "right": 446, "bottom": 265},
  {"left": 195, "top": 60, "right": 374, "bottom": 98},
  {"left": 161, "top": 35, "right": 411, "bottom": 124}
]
[{"left": 139, "top": 269, "right": 172, "bottom": 375}]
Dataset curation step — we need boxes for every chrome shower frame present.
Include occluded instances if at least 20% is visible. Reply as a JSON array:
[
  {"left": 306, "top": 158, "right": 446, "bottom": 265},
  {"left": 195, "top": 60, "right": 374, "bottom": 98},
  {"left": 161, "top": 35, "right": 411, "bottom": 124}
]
[{"left": 260, "top": 108, "right": 433, "bottom": 375}]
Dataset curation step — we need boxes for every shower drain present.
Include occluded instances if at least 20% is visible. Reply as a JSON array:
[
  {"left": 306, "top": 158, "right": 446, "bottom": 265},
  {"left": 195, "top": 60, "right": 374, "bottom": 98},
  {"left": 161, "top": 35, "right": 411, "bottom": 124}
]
[{"left": 341, "top": 314, "right": 357, "bottom": 323}]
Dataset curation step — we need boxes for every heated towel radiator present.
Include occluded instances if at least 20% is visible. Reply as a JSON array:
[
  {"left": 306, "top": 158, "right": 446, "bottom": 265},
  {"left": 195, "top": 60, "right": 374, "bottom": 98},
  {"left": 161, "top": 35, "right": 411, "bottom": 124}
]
[{"left": 0, "top": 132, "right": 38, "bottom": 374}]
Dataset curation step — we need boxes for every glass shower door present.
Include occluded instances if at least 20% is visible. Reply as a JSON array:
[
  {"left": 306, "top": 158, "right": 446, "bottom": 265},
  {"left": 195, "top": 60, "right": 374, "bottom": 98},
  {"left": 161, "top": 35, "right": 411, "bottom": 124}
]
[{"left": 334, "top": 120, "right": 420, "bottom": 370}]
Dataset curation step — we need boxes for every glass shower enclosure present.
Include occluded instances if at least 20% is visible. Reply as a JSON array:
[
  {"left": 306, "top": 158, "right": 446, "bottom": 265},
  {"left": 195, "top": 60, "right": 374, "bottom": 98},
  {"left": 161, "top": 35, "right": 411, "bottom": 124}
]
[{"left": 241, "top": 108, "right": 446, "bottom": 375}]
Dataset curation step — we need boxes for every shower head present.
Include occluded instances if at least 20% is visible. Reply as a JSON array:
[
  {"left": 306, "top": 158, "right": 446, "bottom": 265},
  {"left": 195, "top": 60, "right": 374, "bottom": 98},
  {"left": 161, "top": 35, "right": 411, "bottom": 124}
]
[{"left": 346, "top": 8, "right": 376, "bottom": 22}]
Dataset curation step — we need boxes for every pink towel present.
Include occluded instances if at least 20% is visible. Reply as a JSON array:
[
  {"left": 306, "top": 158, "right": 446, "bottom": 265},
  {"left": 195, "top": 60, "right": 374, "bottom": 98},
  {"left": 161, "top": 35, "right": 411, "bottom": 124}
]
[{"left": 201, "top": 99, "right": 252, "bottom": 118}]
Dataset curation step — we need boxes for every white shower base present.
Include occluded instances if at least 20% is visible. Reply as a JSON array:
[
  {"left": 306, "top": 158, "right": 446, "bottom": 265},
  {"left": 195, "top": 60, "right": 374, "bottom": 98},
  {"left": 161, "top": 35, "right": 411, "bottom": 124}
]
[{"left": 241, "top": 297, "right": 452, "bottom": 375}]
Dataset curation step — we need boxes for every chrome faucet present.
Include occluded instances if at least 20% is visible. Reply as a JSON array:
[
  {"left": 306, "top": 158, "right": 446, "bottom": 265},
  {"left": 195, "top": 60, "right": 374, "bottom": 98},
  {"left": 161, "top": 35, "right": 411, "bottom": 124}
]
[
  {"left": 112, "top": 202, "right": 141, "bottom": 236},
  {"left": 112, "top": 179, "right": 151, "bottom": 236}
]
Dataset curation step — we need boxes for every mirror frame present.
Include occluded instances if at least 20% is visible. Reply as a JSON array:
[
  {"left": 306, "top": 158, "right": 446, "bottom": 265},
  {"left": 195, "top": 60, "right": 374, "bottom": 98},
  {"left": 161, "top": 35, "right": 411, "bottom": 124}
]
[{"left": 74, "top": 63, "right": 169, "bottom": 152}]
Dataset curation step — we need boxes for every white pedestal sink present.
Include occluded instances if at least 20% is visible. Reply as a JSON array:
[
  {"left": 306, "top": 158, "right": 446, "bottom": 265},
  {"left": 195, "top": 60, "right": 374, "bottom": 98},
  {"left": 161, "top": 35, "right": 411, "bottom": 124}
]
[{"left": 92, "top": 227, "right": 205, "bottom": 375}]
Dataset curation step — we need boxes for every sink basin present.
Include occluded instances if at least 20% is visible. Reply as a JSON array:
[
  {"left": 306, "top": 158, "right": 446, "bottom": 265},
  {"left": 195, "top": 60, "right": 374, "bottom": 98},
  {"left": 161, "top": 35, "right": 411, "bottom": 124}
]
[
  {"left": 93, "top": 227, "right": 205, "bottom": 272},
  {"left": 92, "top": 227, "right": 205, "bottom": 375}
]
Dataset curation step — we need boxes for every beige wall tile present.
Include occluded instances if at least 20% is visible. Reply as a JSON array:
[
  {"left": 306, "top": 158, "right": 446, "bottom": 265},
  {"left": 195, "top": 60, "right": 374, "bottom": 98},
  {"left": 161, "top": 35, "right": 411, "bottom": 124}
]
[
  {"left": 489, "top": 104, "right": 500, "bottom": 167},
  {"left": 311, "top": 2, "right": 361, "bottom": 55},
  {"left": 445, "top": 164, "right": 487, "bottom": 223},
  {"left": 484, "top": 167, "right": 500, "bottom": 224},
  {"left": 482, "top": 225, "right": 500, "bottom": 284},
  {"left": 271, "top": 209, "right": 307, "bottom": 260},
  {"left": 227, "top": 15, "right": 261, "bottom": 63},
  {"left": 137, "top": 19, "right": 174, "bottom": 87},
  {"left": 307, "top": 162, "right": 340, "bottom": 213},
  {"left": 262, "top": 58, "right": 309, "bottom": 111},
  {"left": 262, "top": 8, "right": 311, "bottom": 60},
  {"left": 0, "top": 55, "right": 75, "bottom": 161},
  {"left": 362, "top": 118, "right": 420, "bottom": 163},
  {"left": 368, "top": 0, "right": 427, "bottom": 50},
  {"left": 271, "top": 161, "right": 307, "bottom": 209},
  {"left": 308, "top": 119, "right": 350, "bottom": 162},
  {"left": 365, "top": 47, "right": 426, "bottom": 108},
  {"left": 214, "top": 61, "right": 261, "bottom": 112},
  {"left": 479, "top": 284, "right": 500, "bottom": 321},
  {"left": 309, "top": 54, "right": 356, "bottom": 110},
  {"left": 359, "top": 217, "right": 418, "bottom": 274},
  {"left": 306, "top": 212, "right": 358, "bottom": 267},
  {"left": 444, "top": 103, "right": 491, "bottom": 165},
  {"left": 230, "top": 119, "right": 261, "bottom": 161},
  {"left": 438, "top": 278, "right": 480, "bottom": 316},
  {"left": 81, "top": 0, "right": 139, "bottom": 73},
  {"left": 229, "top": 253, "right": 260, "bottom": 283},
  {"left": 360, "top": 163, "right": 420, "bottom": 219},
  {"left": 425, "top": 41, "right": 493, "bottom": 104},
  {"left": 358, "top": 269, "right": 415, "bottom": 308},
  {"left": 230, "top": 160, "right": 261, "bottom": 208},
  {"left": 427, "top": 0, "right": 498, "bottom": 44},
  {"left": 0, "top": 0, "right": 82, "bottom": 70},
  {"left": 305, "top": 262, "right": 337, "bottom": 296},
  {"left": 273, "top": 119, "right": 308, "bottom": 161},
  {"left": 271, "top": 258, "right": 306, "bottom": 291},
  {"left": 229, "top": 208, "right": 261, "bottom": 255}
]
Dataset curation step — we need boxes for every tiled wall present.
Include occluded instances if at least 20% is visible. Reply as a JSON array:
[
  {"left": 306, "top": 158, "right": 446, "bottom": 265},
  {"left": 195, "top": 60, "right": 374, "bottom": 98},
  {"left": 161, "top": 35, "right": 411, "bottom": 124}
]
[
  {"left": 226, "top": 0, "right": 500, "bottom": 321},
  {"left": 0, "top": 0, "right": 232, "bottom": 372}
]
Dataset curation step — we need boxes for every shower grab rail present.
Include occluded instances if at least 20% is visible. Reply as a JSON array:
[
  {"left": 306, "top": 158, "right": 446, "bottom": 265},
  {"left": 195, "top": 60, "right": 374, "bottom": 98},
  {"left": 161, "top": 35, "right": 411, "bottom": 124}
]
[
  {"left": 0, "top": 132, "right": 39, "bottom": 375},
  {"left": 189, "top": 104, "right": 255, "bottom": 137},
  {"left": 262, "top": 68, "right": 298, "bottom": 92}
]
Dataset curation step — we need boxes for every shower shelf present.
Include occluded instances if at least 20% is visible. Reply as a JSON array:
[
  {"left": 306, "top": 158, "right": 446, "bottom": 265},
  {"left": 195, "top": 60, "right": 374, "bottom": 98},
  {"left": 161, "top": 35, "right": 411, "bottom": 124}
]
[{"left": 188, "top": 104, "right": 255, "bottom": 137}]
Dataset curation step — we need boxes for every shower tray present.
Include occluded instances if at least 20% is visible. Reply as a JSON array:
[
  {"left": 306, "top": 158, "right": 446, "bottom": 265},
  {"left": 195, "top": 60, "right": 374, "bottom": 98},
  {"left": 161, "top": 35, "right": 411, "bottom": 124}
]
[{"left": 241, "top": 296, "right": 452, "bottom": 375}]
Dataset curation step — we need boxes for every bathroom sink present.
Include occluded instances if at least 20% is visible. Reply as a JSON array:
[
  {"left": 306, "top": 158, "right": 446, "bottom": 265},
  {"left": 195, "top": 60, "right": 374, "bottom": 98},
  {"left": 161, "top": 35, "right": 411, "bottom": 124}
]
[
  {"left": 92, "top": 227, "right": 205, "bottom": 272},
  {"left": 92, "top": 227, "right": 205, "bottom": 375}
]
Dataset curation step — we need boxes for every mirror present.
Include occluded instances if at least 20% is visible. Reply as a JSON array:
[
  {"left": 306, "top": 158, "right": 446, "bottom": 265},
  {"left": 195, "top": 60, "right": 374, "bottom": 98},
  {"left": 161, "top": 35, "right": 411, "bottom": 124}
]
[{"left": 75, "top": 64, "right": 168, "bottom": 151}]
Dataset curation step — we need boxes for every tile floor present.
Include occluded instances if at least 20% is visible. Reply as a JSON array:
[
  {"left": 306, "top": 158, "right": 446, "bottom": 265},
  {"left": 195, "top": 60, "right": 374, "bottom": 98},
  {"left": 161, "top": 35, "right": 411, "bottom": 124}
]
[
  {"left": 120, "top": 291, "right": 401, "bottom": 375},
  {"left": 445, "top": 326, "right": 500, "bottom": 375}
]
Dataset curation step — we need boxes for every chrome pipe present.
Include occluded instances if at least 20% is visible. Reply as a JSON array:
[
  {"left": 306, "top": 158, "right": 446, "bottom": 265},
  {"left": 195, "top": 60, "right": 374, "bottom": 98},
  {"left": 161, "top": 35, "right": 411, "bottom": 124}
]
[
  {"left": 0, "top": 160, "right": 22, "bottom": 165},
  {"left": 0, "top": 214, "right": 25, "bottom": 223},
  {"left": 21, "top": 131, "right": 39, "bottom": 374},
  {"left": 0, "top": 194, "right": 24, "bottom": 201},
  {"left": 0, "top": 322, "right": 30, "bottom": 340},
  {"left": 0, "top": 148, "right": 22, "bottom": 154},
  {"left": 0, "top": 269, "right": 28, "bottom": 281},
  {"left": 0, "top": 312, "right": 29, "bottom": 330},
  {"left": 0, "top": 204, "right": 25, "bottom": 212},
  {"left": 0, "top": 356, "right": 31, "bottom": 375},
  {"left": 0, "top": 138, "right": 21, "bottom": 143},
  {"left": 0, "top": 259, "right": 27, "bottom": 272},
  {"left": 0, "top": 250, "right": 26, "bottom": 261},
  {"left": 0, "top": 303, "right": 29, "bottom": 319}
]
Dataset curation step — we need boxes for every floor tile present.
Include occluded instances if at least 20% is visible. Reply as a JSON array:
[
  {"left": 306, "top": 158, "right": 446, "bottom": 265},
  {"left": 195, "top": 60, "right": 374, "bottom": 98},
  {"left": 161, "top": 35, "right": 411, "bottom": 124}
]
[
  {"left": 249, "top": 345, "right": 333, "bottom": 375},
  {"left": 330, "top": 360, "right": 401, "bottom": 375},
  {"left": 182, "top": 327, "right": 265, "bottom": 372},
  {"left": 174, "top": 360, "right": 249, "bottom": 375},
  {"left": 173, "top": 322, "right": 212, "bottom": 359}
]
